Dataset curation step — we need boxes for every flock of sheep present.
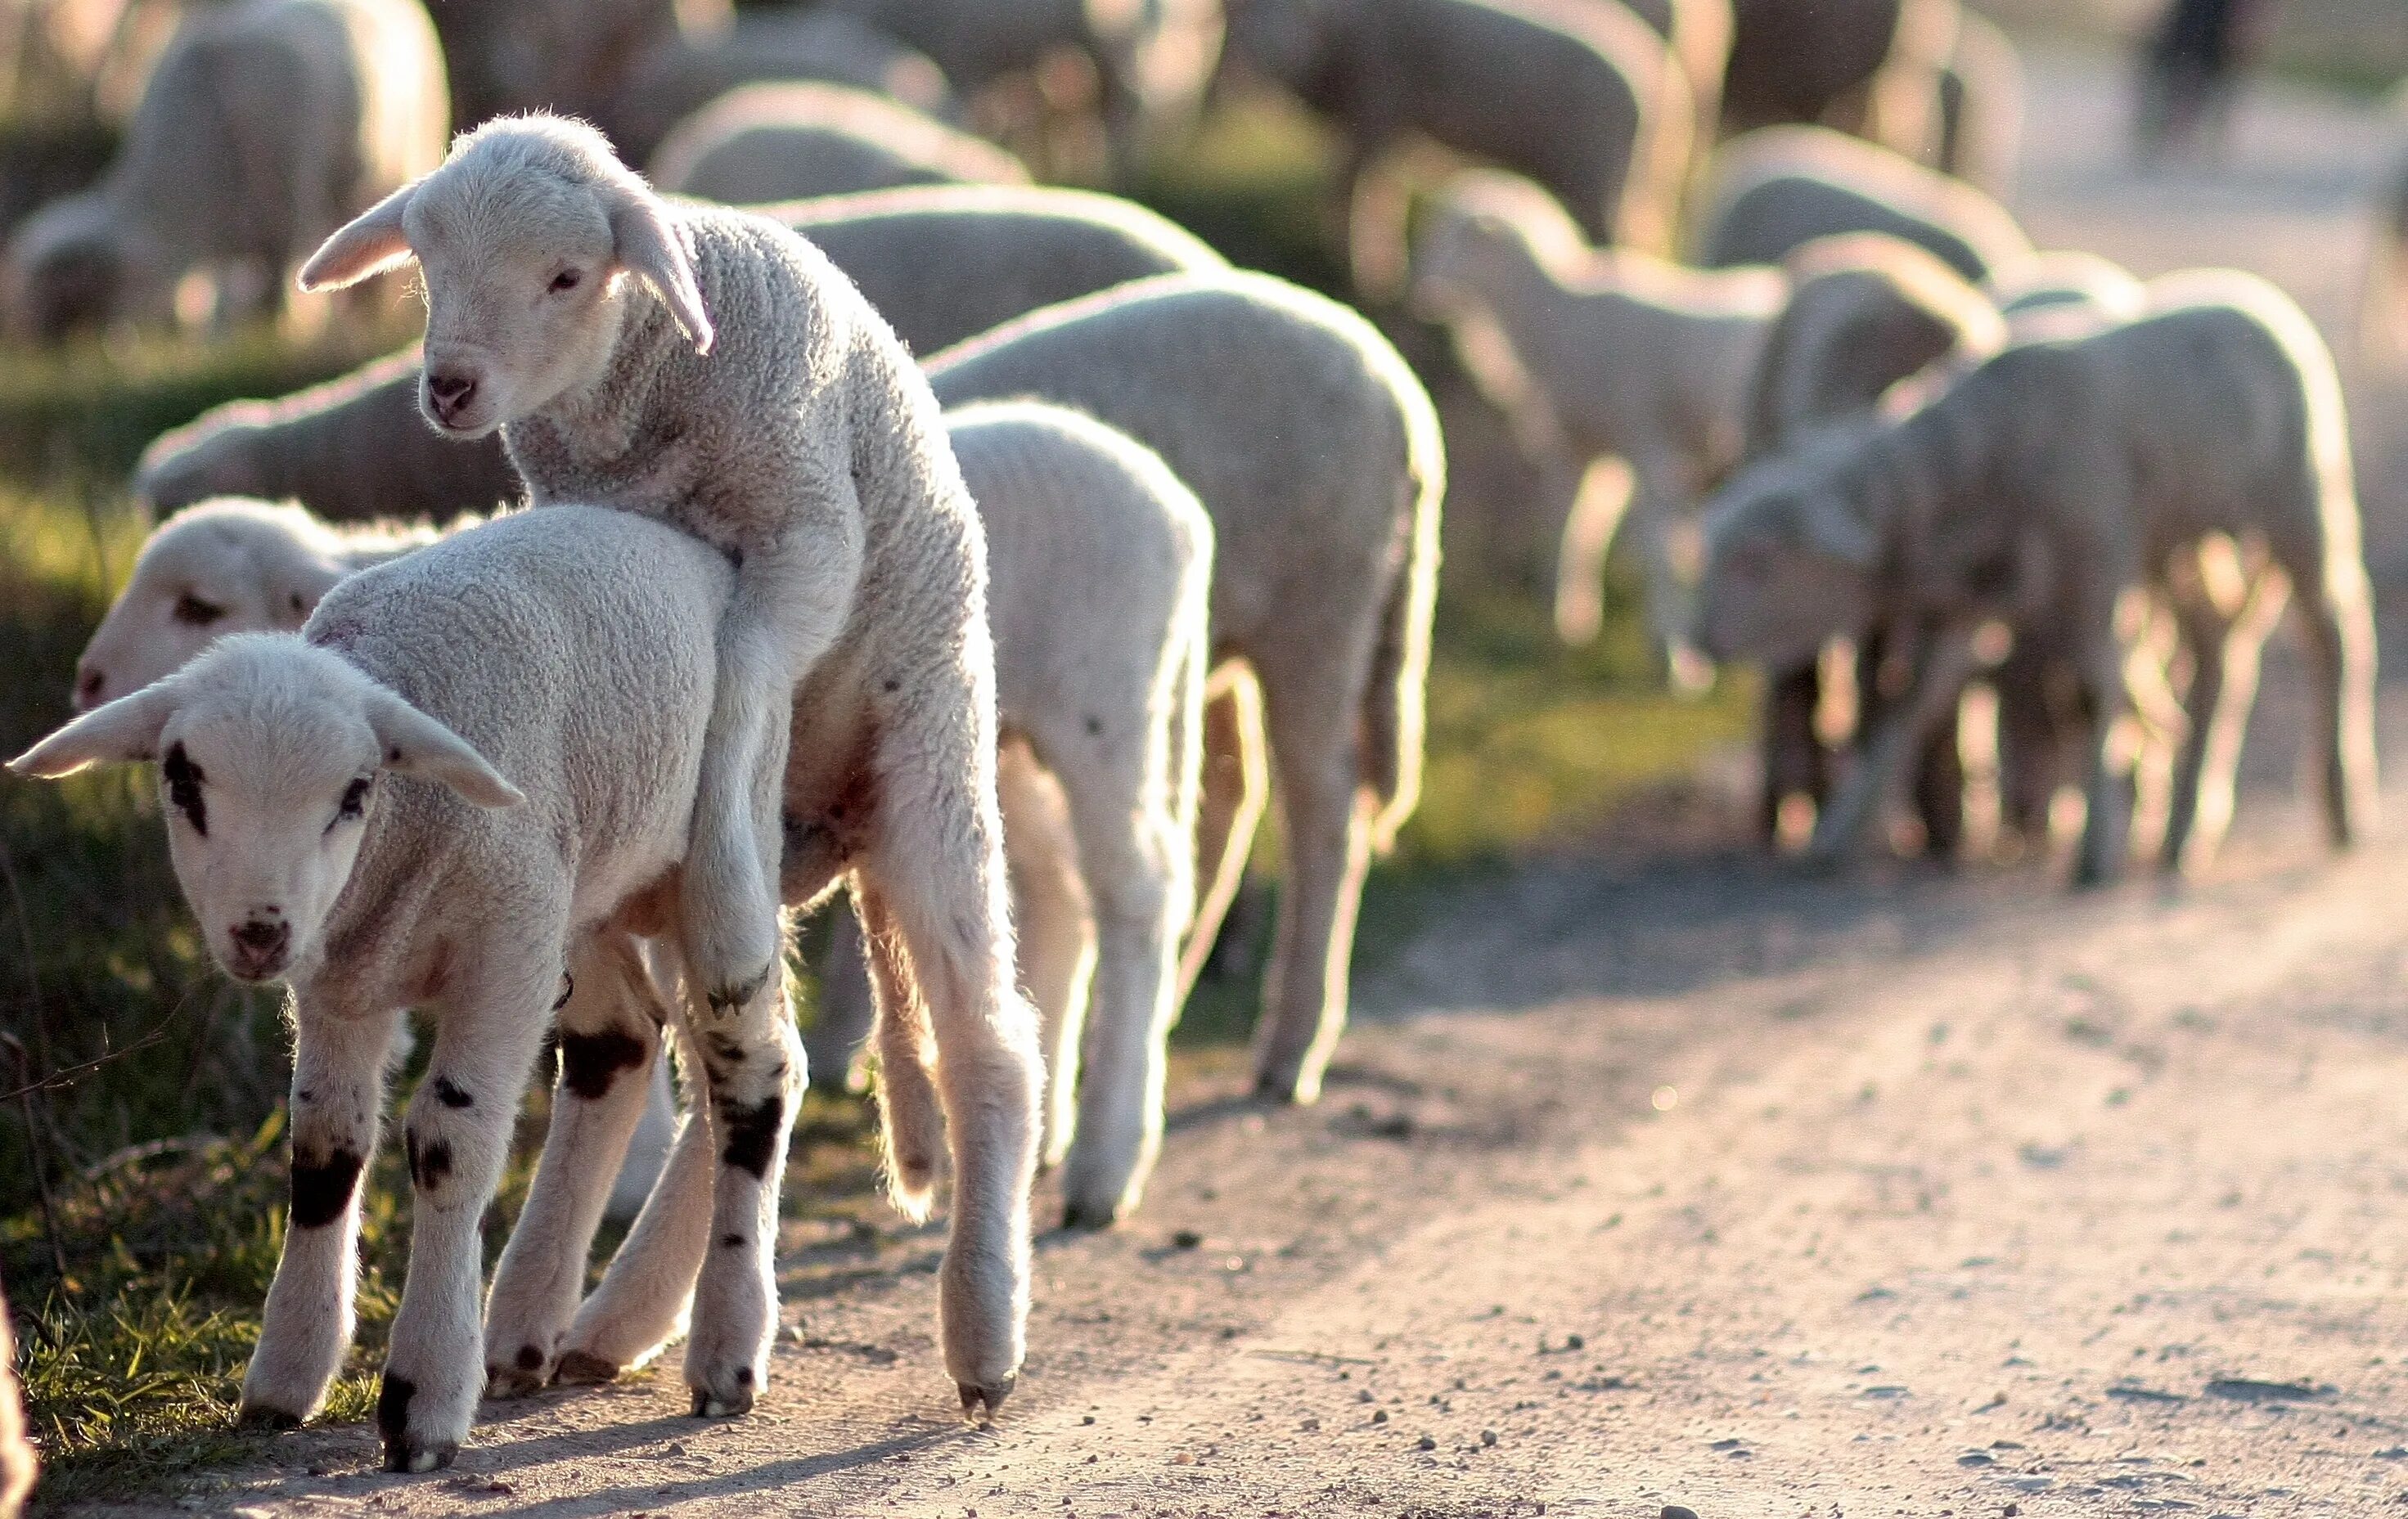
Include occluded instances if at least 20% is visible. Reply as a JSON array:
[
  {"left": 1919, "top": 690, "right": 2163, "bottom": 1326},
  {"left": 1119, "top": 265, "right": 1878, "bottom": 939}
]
[{"left": 0, "top": 0, "right": 2382, "bottom": 1486}]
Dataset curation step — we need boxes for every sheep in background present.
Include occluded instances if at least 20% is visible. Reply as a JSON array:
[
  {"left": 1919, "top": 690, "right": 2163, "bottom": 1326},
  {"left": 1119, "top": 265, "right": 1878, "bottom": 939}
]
[
  {"left": 1409, "top": 169, "right": 1785, "bottom": 663},
  {"left": 1697, "top": 271, "right": 2376, "bottom": 885},
  {"left": 1739, "top": 231, "right": 2006, "bottom": 852},
  {"left": 1616, "top": 0, "right": 1731, "bottom": 165},
  {"left": 428, "top": 0, "right": 701, "bottom": 129},
  {"left": 1723, "top": 0, "right": 1944, "bottom": 142},
  {"left": 1697, "top": 124, "right": 2033, "bottom": 283},
  {"left": 597, "top": 11, "right": 958, "bottom": 160},
  {"left": 1988, "top": 249, "right": 2149, "bottom": 326},
  {"left": 3, "top": 0, "right": 447, "bottom": 342},
  {"left": 1222, "top": 0, "right": 1688, "bottom": 290},
  {"left": 295, "top": 114, "right": 1039, "bottom": 1416},
  {"left": 136, "top": 184, "right": 1226, "bottom": 522},
  {"left": 9, "top": 507, "right": 772, "bottom": 1469},
  {"left": 650, "top": 82, "right": 1028, "bottom": 204},
  {"left": 1934, "top": 7, "right": 2023, "bottom": 195},
  {"left": 926, "top": 271, "right": 1444, "bottom": 1106}
]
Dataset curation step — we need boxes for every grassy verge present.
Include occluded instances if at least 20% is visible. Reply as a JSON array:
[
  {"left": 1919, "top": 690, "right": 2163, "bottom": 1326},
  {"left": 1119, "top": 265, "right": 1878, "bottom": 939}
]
[{"left": 0, "top": 98, "right": 1745, "bottom": 1508}]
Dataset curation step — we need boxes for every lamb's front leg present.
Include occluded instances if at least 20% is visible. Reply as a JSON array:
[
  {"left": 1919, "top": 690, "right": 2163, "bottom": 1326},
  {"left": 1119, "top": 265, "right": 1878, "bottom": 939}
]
[
  {"left": 377, "top": 961, "right": 557, "bottom": 1472},
  {"left": 239, "top": 1001, "right": 403, "bottom": 1428},
  {"left": 683, "top": 511, "right": 862, "bottom": 1009},
  {"left": 1805, "top": 622, "right": 1981, "bottom": 870}
]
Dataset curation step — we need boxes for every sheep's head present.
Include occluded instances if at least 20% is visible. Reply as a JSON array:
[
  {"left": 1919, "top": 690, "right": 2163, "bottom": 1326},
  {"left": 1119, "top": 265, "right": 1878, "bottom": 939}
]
[
  {"left": 10, "top": 636, "right": 522, "bottom": 983},
  {"left": 296, "top": 115, "right": 713, "bottom": 440},
  {"left": 74, "top": 499, "right": 351, "bottom": 712},
  {"left": 1695, "top": 429, "right": 1886, "bottom": 672},
  {"left": 1408, "top": 173, "right": 1582, "bottom": 325},
  {"left": 2, "top": 194, "right": 164, "bottom": 344}
]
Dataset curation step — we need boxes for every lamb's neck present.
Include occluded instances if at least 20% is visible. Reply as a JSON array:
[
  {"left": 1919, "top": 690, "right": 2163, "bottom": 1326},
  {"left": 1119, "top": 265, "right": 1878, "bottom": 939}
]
[{"left": 505, "top": 290, "right": 691, "bottom": 507}]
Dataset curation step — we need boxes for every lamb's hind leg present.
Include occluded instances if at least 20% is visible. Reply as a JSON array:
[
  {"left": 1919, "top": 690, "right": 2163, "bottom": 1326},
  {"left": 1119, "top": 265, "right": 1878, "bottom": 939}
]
[
  {"left": 239, "top": 1001, "right": 403, "bottom": 1429},
  {"left": 378, "top": 954, "right": 559, "bottom": 1472},
  {"left": 2294, "top": 559, "right": 2380, "bottom": 849},
  {"left": 997, "top": 744, "right": 1097, "bottom": 1175},
  {"left": 1178, "top": 662, "right": 1267, "bottom": 1000},
  {"left": 484, "top": 929, "right": 669, "bottom": 1396}
]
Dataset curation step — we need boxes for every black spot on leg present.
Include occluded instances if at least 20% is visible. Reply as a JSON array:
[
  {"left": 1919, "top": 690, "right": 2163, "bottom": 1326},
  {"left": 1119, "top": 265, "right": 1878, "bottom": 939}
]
[
  {"left": 717, "top": 1094, "right": 786, "bottom": 1180},
  {"left": 515, "top": 1345, "right": 544, "bottom": 1372},
  {"left": 882, "top": 678, "right": 899, "bottom": 694},
  {"left": 431, "top": 1077, "right": 473, "bottom": 1109},
  {"left": 705, "top": 1033, "right": 748, "bottom": 1068},
  {"left": 722, "top": 1234, "right": 746, "bottom": 1248},
  {"left": 1085, "top": 715, "right": 1104, "bottom": 736},
  {"left": 289, "top": 1146, "right": 363, "bottom": 1229},
  {"left": 406, "top": 1130, "right": 452, "bottom": 1191},
  {"left": 376, "top": 1373, "right": 417, "bottom": 1451},
  {"left": 558, "top": 1027, "right": 648, "bottom": 1100}
]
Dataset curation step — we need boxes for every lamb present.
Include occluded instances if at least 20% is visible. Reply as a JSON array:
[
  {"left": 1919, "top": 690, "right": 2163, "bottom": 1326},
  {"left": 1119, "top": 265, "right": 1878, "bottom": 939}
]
[
  {"left": 8, "top": 506, "right": 793, "bottom": 1469},
  {"left": 1739, "top": 231, "right": 2006, "bottom": 849},
  {"left": 1408, "top": 169, "right": 1786, "bottom": 658},
  {"left": 294, "top": 114, "right": 1040, "bottom": 1413},
  {"left": 1221, "top": 0, "right": 1689, "bottom": 286},
  {"left": 3, "top": 0, "right": 447, "bottom": 342},
  {"left": 925, "top": 271, "right": 1445, "bottom": 1105},
  {"left": 650, "top": 82, "right": 1029, "bottom": 205},
  {"left": 1695, "top": 271, "right": 2378, "bottom": 886},
  {"left": 136, "top": 184, "right": 1226, "bottom": 521},
  {"left": 427, "top": 0, "right": 694, "bottom": 130},
  {"left": 1696, "top": 124, "right": 2034, "bottom": 284}
]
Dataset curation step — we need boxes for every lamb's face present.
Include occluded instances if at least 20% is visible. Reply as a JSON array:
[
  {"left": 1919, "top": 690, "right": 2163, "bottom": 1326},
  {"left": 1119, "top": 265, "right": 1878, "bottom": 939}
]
[
  {"left": 1407, "top": 207, "right": 1492, "bottom": 324},
  {"left": 1695, "top": 470, "right": 1878, "bottom": 672},
  {"left": 75, "top": 515, "right": 323, "bottom": 711},
  {"left": 409, "top": 178, "right": 624, "bottom": 438},
  {"left": 4, "top": 196, "right": 152, "bottom": 344}
]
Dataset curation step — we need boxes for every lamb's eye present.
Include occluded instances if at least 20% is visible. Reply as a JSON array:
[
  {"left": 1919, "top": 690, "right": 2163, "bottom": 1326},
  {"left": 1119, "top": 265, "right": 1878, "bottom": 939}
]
[
  {"left": 173, "top": 593, "right": 224, "bottom": 627},
  {"left": 548, "top": 268, "right": 583, "bottom": 293},
  {"left": 335, "top": 775, "right": 372, "bottom": 824}
]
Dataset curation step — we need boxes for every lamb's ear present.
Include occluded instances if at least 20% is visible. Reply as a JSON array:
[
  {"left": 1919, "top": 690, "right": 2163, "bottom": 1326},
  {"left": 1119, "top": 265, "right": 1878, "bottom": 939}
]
[
  {"left": 365, "top": 689, "right": 525, "bottom": 809},
  {"left": 7, "top": 683, "right": 177, "bottom": 777},
  {"left": 605, "top": 183, "right": 713, "bottom": 354},
  {"left": 298, "top": 182, "right": 419, "bottom": 293}
]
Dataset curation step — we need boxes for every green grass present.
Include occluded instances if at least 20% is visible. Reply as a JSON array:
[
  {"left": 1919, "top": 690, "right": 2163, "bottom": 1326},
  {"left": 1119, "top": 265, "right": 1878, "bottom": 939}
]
[{"left": 0, "top": 97, "right": 1745, "bottom": 1509}]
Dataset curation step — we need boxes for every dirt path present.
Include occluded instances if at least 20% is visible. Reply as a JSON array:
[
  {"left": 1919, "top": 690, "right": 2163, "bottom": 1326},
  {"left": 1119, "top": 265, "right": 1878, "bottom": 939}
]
[{"left": 101, "top": 44, "right": 2408, "bottom": 1519}]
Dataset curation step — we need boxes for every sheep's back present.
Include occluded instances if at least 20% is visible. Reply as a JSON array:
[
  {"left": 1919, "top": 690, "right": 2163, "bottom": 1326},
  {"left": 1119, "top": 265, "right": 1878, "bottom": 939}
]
[{"left": 1699, "top": 127, "right": 2032, "bottom": 281}]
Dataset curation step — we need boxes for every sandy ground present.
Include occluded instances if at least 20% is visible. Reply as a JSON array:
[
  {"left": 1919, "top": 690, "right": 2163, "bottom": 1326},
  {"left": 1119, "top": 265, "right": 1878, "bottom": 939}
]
[{"left": 88, "top": 43, "right": 2408, "bottom": 1519}]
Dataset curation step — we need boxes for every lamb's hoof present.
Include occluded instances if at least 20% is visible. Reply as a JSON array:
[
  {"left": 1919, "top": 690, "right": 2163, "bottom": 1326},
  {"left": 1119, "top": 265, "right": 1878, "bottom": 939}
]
[
  {"left": 704, "top": 959, "right": 775, "bottom": 1013},
  {"left": 236, "top": 1404, "right": 304, "bottom": 1431},
  {"left": 1250, "top": 1071, "right": 1317, "bottom": 1107},
  {"left": 381, "top": 1437, "right": 457, "bottom": 1474},
  {"left": 483, "top": 1362, "right": 547, "bottom": 1400},
  {"left": 551, "top": 1350, "right": 621, "bottom": 1386},
  {"left": 1060, "top": 1199, "right": 1122, "bottom": 1232},
  {"left": 689, "top": 1386, "right": 754, "bottom": 1418},
  {"left": 958, "top": 1373, "right": 1016, "bottom": 1422}
]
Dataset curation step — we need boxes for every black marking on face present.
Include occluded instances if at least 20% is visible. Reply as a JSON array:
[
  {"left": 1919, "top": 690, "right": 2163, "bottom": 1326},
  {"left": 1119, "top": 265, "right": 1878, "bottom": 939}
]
[
  {"left": 722, "top": 1233, "right": 746, "bottom": 1248},
  {"left": 406, "top": 1130, "right": 453, "bottom": 1191},
  {"left": 515, "top": 1344, "right": 544, "bottom": 1372},
  {"left": 289, "top": 1145, "right": 363, "bottom": 1229},
  {"left": 163, "top": 742, "right": 207, "bottom": 836},
  {"left": 376, "top": 1373, "right": 417, "bottom": 1450},
  {"left": 559, "top": 1027, "right": 649, "bottom": 1099},
  {"left": 733, "top": 1367, "right": 754, "bottom": 1387},
  {"left": 173, "top": 592, "right": 225, "bottom": 627},
  {"left": 432, "top": 1076, "right": 473, "bottom": 1109},
  {"left": 717, "top": 1094, "right": 786, "bottom": 1180}
]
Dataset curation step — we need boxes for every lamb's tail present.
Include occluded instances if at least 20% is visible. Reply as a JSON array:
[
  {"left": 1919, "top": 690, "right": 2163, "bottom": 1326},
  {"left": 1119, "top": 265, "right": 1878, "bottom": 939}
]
[{"left": 1360, "top": 391, "right": 1446, "bottom": 853}]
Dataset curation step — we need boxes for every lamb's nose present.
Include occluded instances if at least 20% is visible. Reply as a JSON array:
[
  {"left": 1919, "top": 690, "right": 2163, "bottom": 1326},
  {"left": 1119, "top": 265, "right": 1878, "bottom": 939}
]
[
  {"left": 74, "top": 663, "right": 105, "bottom": 709},
  {"left": 228, "top": 918, "right": 290, "bottom": 967},
  {"left": 425, "top": 368, "right": 478, "bottom": 417}
]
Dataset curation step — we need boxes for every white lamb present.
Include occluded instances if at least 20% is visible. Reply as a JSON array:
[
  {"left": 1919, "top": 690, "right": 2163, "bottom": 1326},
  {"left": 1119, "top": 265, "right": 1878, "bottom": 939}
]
[
  {"left": 3, "top": 0, "right": 446, "bottom": 342},
  {"left": 1695, "top": 271, "right": 2379, "bottom": 885},
  {"left": 649, "top": 82, "right": 1030, "bottom": 205},
  {"left": 294, "top": 114, "right": 1040, "bottom": 1415},
  {"left": 1411, "top": 168, "right": 1785, "bottom": 661},
  {"left": 8, "top": 506, "right": 785, "bottom": 1471},
  {"left": 925, "top": 271, "right": 1445, "bottom": 1107}
]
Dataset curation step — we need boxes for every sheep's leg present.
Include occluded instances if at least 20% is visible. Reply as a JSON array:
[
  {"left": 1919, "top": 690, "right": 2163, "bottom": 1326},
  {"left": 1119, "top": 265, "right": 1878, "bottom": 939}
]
[
  {"left": 238, "top": 1002, "right": 403, "bottom": 1429},
  {"left": 997, "top": 746, "right": 1098, "bottom": 1175},
  {"left": 2171, "top": 571, "right": 2286, "bottom": 874},
  {"left": 1344, "top": 138, "right": 1414, "bottom": 300},
  {"left": 1993, "top": 637, "right": 2068, "bottom": 843},
  {"left": 1759, "top": 660, "right": 1827, "bottom": 845},
  {"left": 2071, "top": 630, "right": 2139, "bottom": 888},
  {"left": 1052, "top": 731, "right": 1191, "bottom": 1229},
  {"left": 856, "top": 879, "right": 945, "bottom": 1215},
  {"left": 1554, "top": 455, "right": 1636, "bottom": 648},
  {"left": 1911, "top": 704, "right": 1968, "bottom": 859},
  {"left": 1179, "top": 661, "right": 1267, "bottom": 999},
  {"left": 2293, "top": 561, "right": 2379, "bottom": 849},
  {"left": 378, "top": 958, "right": 559, "bottom": 1472},
  {"left": 483, "top": 931, "right": 669, "bottom": 1397},
  {"left": 803, "top": 906, "right": 876, "bottom": 1094},
  {"left": 1628, "top": 450, "right": 1708, "bottom": 685},
  {"left": 555, "top": 1018, "right": 719, "bottom": 1383},
  {"left": 1807, "top": 625, "right": 1982, "bottom": 870},
  {"left": 857, "top": 737, "right": 1041, "bottom": 1415},
  {"left": 609, "top": 1047, "right": 682, "bottom": 1220},
  {"left": 1251, "top": 668, "right": 1374, "bottom": 1105}
]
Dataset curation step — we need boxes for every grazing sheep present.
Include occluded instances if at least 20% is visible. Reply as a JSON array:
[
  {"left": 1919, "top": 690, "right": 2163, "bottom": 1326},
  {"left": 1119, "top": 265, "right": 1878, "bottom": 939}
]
[
  {"left": 428, "top": 0, "right": 696, "bottom": 129},
  {"left": 818, "top": 0, "right": 1226, "bottom": 178},
  {"left": 650, "top": 82, "right": 1028, "bottom": 204},
  {"left": 1722, "top": 0, "right": 1913, "bottom": 136},
  {"left": 295, "top": 114, "right": 1040, "bottom": 1414},
  {"left": 1409, "top": 169, "right": 1785, "bottom": 656},
  {"left": 598, "top": 11, "right": 959, "bottom": 164},
  {"left": 137, "top": 185, "right": 1225, "bottom": 521},
  {"left": 1739, "top": 231, "right": 2006, "bottom": 849},
  {"left": 1696, "top": 271, "right": 2377, "bottom": 885},
  {"left": 1988, "top": 249, "right": 2149, "bottom": 326},
  {"left": 3, "top": 0, "right": 447, "bottom": 342},
  {"left": 8, "top": 506, "right": 785, "bottom": 1469},
  {"left": 1222, "top": 0, "right": 1688, "bottom": 285},
  {"left": 1696, "top": 124, "right": 2033, "bottom": 284},
  {"left": 925, "top": 271, "right": 1445, "bottom": 1105}
]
